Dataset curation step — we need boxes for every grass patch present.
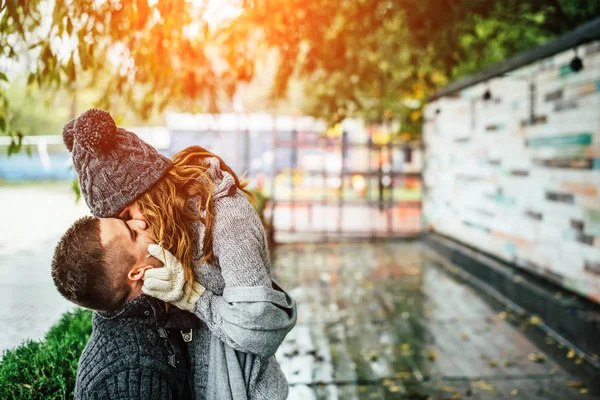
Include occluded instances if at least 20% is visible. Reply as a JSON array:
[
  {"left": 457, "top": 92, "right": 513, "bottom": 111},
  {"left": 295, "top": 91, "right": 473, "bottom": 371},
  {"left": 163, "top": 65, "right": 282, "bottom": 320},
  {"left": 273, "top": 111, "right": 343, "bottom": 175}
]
[{"left": 0, "top": 308, "right": 92, "bottom": 399}]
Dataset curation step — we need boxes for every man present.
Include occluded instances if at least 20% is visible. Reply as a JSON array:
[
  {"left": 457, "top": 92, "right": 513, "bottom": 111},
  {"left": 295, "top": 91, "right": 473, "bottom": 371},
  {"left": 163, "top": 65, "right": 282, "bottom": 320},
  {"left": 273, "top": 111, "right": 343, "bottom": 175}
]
[{"left": 51, "top": 216, "right": 199, "bottom": 399}]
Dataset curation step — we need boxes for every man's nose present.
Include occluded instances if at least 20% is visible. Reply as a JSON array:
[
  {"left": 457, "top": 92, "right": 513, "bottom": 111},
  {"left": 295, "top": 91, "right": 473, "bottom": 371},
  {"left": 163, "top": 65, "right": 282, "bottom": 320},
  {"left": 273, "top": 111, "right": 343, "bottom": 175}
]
[{"left": 127, "top": 219, "right": 148, "bottom": 231}]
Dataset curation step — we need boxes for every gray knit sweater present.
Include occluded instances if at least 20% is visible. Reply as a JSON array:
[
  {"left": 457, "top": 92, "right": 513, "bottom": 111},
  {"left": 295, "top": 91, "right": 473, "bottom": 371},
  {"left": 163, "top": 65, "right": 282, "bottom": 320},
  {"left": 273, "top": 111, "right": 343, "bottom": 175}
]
[
  {"left": 75, "top": 295, "right": 199, "bottom": 400},
  {"left": 186, "top": 157, "right": 296, "bottom": 399}
]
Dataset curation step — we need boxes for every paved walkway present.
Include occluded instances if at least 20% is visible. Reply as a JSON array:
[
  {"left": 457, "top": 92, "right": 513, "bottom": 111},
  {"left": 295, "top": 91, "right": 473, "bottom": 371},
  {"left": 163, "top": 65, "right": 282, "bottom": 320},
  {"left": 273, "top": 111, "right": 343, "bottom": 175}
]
[
  {"left": 272, "top": 241, "right": 597, "bottom": 399},
  {"left": 0, "top": 184, "right": 88, "bottom": 354}
]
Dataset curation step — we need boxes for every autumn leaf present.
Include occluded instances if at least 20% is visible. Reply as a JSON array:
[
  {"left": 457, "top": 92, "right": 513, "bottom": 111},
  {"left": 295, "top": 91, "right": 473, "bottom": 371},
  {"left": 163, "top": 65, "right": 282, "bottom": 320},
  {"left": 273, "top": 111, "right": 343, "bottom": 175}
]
[
  {"left": 528, "top": 315, "right": 542, "bottom": 325},
  {"left": 528, "top": 352, "right": 546, "bottom": 363},
  {"left": 472, "top": 380, "right": 495, "bottom": 394}
]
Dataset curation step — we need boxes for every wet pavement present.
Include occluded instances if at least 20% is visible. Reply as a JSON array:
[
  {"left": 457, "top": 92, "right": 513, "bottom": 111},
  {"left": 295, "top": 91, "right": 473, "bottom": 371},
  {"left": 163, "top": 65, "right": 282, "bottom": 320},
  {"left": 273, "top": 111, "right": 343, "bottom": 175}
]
[{"left": 273, "top": 241, "right": 597, "bottom": 399}]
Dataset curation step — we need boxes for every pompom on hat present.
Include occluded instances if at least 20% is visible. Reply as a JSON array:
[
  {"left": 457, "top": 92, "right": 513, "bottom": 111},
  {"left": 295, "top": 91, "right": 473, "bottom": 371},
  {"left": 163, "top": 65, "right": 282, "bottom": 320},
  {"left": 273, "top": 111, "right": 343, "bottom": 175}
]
[
  {"left": 63, "top": 109, "right": 172, "bottom": 218},
  {"left": 73, "top": 109, "right": 116, "bottom": 154},
  {"left": 62, "top": 119, "right": 76, "bottom": 152}
]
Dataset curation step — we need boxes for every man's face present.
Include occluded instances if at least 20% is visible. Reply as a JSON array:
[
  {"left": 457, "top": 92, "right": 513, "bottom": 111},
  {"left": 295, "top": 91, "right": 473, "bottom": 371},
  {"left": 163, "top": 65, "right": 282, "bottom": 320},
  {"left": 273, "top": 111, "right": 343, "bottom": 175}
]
[{"left": 99, "top": 218, "right": 158, "bottom": 267}]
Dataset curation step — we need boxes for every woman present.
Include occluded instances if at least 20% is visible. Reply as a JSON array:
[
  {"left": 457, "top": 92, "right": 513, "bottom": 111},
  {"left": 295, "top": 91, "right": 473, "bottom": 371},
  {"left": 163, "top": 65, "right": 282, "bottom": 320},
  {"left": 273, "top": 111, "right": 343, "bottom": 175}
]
[{"left": 63, "top": 109, "right": 296, "bottom": 400}]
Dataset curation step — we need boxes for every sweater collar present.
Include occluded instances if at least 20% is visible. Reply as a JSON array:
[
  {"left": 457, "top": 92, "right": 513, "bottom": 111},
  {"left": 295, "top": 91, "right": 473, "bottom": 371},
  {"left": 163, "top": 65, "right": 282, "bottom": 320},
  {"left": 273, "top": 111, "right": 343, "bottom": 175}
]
[
  {"left": 199, "top": 156, "right": 237, "bottom": 201},
  {"left": 185, "top": 156, "right": 237, "bottom": 217},
  {"left": 95, "top": 294, "right": 203, "bottom": 330},
  {"left": 96, "top": 294, "right": 165, "bottom": 322}
]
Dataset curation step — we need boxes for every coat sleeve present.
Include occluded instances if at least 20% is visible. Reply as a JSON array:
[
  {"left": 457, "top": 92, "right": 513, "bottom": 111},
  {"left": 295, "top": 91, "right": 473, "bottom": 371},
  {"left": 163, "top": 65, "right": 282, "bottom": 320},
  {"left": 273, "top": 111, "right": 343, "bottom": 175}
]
[{"left": 192, "top": 195, "right": 297, "bottom": 357}]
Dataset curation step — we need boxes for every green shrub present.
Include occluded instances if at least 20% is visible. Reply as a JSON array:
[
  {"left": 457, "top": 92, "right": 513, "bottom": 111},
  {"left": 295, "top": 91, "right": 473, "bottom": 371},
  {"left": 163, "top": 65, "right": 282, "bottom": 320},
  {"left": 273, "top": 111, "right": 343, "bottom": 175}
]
[
  {"left": 0, "top": 308, "right": 92, "bottom": 400},
  {"left": 248, "top": 189, "right": 268, "bottom": 218}
]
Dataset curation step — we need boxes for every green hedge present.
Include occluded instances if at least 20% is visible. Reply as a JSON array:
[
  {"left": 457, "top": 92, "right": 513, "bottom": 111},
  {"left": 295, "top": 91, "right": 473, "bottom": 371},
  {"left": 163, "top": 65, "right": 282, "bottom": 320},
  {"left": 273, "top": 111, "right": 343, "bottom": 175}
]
[{"left": 0, "top": 308, "right": 92, "bottom": 399}]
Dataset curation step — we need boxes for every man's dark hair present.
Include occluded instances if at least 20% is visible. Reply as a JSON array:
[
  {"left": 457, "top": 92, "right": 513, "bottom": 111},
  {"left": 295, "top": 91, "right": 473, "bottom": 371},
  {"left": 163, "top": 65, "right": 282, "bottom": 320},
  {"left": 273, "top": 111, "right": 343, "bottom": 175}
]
[{"left": 51, "top": 216, "right": 134, "bottom": 312}]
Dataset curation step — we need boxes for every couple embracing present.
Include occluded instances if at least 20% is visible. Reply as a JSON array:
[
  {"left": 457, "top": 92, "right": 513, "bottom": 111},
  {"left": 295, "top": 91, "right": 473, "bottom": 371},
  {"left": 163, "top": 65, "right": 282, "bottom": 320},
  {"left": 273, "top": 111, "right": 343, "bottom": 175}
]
[{"left": 51, "top": 109, "right": 297, "bottom": 399}]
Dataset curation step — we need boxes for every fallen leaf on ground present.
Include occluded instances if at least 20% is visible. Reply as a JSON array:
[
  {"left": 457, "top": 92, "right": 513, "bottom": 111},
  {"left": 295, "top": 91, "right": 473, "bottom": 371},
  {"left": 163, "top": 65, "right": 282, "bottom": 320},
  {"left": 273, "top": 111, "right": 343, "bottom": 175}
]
[
  {"left": 440, "top": 385, "right": 459, "bottom": 393},
  {"left": 472, "top": 380, "right": 495, "bottom": 393},
  {"left": 565, "top": 381, "right": 585, "bottom": 388},
  {"left": 528, "top": 352, "right": 546, "bottom": 363},
  {"left": 528, "top": 315, "right": 542, "bottom": 325},
  {"left": 389, "top": 385, "right": 402, "bottom": 393}
]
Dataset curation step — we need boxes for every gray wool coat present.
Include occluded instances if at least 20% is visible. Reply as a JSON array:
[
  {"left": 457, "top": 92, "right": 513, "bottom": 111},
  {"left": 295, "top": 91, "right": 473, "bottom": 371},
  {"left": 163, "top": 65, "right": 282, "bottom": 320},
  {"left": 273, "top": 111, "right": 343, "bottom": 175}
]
[
  {"left": 203, "top": 281, "right": 296, "bottom": 400},
  {"left": 185, "top": 157, "right": 297, "bottom": 400}
]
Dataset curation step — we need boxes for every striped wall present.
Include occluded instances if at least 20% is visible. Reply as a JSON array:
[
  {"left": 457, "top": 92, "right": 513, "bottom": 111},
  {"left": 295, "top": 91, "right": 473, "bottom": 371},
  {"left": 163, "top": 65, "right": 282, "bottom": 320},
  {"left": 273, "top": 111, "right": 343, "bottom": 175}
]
[{"left": 423, "top": 40, "right": 600, "bottom": 302}]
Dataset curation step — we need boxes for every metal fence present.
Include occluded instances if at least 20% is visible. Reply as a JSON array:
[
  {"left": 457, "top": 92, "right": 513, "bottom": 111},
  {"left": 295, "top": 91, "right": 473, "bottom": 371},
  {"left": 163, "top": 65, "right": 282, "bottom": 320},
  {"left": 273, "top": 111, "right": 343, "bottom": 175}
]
[{"left": 166, "top": 114, "right": 422, "bottom": 242}]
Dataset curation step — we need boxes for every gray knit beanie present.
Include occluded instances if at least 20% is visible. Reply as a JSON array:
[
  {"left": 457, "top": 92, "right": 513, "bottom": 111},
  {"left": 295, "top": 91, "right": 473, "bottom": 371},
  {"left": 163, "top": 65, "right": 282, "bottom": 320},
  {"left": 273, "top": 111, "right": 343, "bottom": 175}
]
[{"left": 63, "top": 109, "right": 172, "bottom": 218}]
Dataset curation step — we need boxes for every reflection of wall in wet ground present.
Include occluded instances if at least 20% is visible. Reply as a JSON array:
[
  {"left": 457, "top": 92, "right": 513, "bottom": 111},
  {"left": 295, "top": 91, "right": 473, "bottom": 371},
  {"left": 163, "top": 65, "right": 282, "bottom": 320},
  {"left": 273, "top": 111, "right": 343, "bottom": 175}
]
[
  {"left": 272, "top": 242, "right": 432, "bottom": 397},
  {"left": 367, "top": 243, "right": 430, "bottom": 396},
  {"left": 273, "top": 241, "right": 596, "bottom": 399}
]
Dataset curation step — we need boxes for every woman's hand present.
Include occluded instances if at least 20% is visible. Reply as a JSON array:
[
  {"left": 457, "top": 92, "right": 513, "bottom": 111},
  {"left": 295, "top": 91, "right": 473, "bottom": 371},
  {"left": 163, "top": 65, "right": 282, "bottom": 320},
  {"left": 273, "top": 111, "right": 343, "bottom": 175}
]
[{"left": 142, "top": 244, "right": 205, "bottom": 312}]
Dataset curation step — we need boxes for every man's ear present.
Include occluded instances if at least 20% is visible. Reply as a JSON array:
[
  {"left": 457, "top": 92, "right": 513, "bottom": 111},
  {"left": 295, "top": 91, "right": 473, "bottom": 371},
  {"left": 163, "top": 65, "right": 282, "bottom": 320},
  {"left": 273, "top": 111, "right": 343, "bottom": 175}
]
[{"left": 128, "top": 263, "right": 154, "bottom": 281}]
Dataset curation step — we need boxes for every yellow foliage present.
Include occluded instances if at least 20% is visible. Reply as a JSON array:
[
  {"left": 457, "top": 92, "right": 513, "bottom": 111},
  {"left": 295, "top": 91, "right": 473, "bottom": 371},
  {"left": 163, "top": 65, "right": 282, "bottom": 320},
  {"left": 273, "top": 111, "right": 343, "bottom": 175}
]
[
  {"left": 411, "top": 83, "right": 425, "bottom": 99},
  {"left": 325, "top": 123, "right": 343, "bottom": 138},
  {"left": 410, "top": 110, "right": 422, "bottom": 121},
  {"left": 431, "top": 71, "right": 448, "bottom": 85},
  {"left": 372, "top": 130, "right": 391, "bottom": 145}
]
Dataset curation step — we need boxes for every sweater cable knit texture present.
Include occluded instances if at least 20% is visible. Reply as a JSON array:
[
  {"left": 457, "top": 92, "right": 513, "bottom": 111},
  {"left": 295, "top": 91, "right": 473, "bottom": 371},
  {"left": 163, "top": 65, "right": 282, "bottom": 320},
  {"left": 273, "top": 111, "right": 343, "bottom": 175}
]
[
  {"left": 63, "top": 109, "right": 172, "bottom": 218},
  {"left": 75, "top": 295, "right": 197, "bottom": 400}
]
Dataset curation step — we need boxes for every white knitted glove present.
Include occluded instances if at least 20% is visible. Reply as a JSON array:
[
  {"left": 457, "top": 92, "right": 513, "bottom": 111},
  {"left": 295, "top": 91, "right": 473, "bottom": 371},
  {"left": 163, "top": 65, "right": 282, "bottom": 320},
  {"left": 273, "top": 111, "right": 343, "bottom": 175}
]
[
  {"left": 142, "top": 244, "right": 205, "bottom": 312},
  {"left": 175, "top": 280, "right": 206, "bottom": 313}
]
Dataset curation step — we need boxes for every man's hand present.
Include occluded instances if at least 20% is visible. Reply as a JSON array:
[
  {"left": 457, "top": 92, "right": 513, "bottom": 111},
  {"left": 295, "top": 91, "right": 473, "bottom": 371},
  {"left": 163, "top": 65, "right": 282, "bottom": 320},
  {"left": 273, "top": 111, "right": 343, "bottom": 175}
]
[{"left": 142, "top": 244, "right": 205, "bottom": 312}]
